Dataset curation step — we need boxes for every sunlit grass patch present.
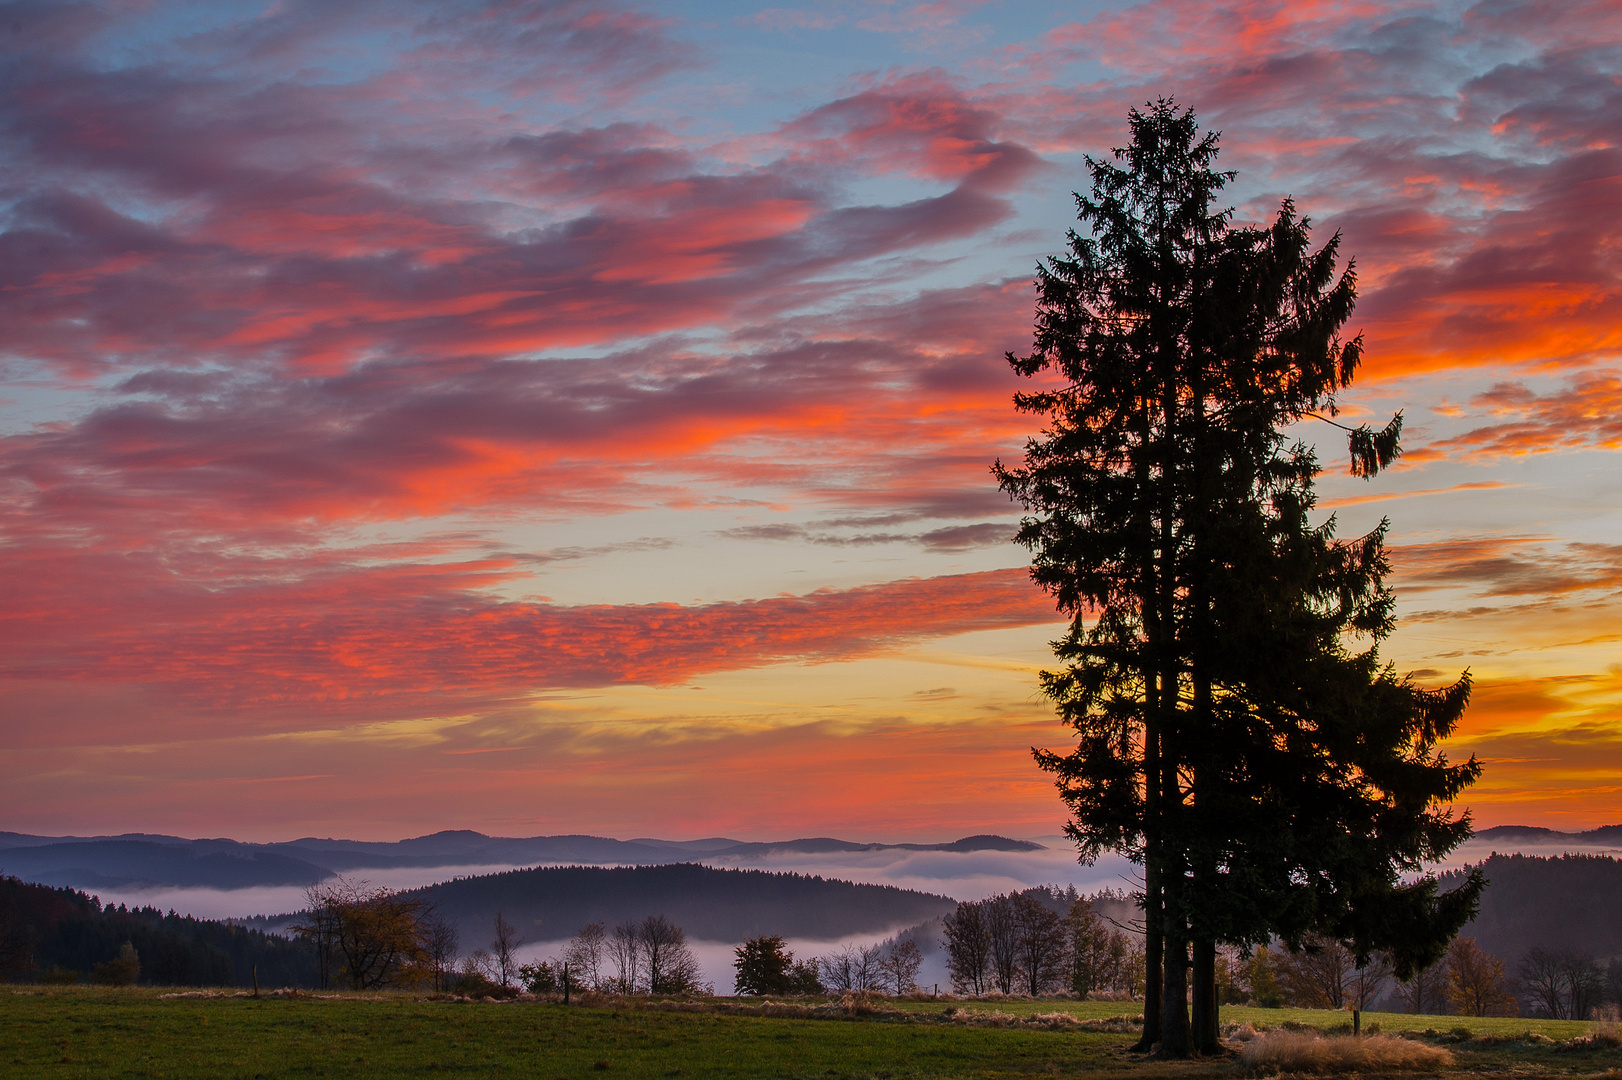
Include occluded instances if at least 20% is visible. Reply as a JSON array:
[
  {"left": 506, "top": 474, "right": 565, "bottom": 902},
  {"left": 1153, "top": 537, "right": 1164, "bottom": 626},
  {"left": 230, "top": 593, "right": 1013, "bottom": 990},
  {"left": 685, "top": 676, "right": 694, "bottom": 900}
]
[
  {"left": 1239, "top": 1029, "right": 1454, "bottom": 1073},
  {"left": 1222, "top": 1005, "right": 1596, "bottom": 1042}
]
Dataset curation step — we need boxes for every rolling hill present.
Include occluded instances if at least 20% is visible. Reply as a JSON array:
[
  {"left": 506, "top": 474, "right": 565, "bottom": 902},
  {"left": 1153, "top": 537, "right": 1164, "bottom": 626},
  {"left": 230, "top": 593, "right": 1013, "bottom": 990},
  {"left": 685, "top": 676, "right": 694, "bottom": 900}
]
[{"left": 406, "top": 862, "right": 959, "bottom": 944}]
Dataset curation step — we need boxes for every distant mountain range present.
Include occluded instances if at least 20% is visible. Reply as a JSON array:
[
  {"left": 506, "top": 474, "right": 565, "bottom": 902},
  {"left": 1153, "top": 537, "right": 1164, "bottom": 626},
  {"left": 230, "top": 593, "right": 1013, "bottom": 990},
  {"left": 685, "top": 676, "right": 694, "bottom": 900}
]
[
  {"left": 0, "top": 830, "right": 1044, "bottom": 892},
  {"left": 1472, "top": 824, "right": 1622, "bottom": 846}
]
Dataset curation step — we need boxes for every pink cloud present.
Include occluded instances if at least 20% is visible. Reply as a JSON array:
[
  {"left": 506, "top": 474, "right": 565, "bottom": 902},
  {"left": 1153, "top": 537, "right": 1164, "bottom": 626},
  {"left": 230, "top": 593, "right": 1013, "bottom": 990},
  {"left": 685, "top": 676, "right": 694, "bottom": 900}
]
[
  {"left": 1404, "top": 371, "right": 1622, "bottom": 460},
  {"left": 1390, "top": 536, "right": 1622, "bottom": 598},
  {"left": 2, "top": 0, "right": 1619, "bottom": 838},
  {"left": 0, "top": 554, "right": 1058, "bottom": 744}
]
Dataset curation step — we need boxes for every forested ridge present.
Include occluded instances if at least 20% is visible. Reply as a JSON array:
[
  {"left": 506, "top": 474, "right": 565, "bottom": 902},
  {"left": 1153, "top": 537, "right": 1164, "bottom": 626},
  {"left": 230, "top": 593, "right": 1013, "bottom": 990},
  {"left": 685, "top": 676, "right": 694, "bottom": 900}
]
[
  {"left": 1447, "top": 854, "right": 1622, "bottom": 963},
  {"left": 409, "top": 863, "right": 957, "bottom": 944},
  {"left": 0, "top": 876, "right": 316, "bottom": 986}
]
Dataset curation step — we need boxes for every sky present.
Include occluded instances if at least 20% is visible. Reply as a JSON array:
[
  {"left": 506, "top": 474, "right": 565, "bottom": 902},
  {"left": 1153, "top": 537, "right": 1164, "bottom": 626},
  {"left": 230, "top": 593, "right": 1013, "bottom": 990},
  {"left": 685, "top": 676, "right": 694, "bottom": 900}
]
[{"left": 1, "top": 0, "right": 1618, "bottom": 844}]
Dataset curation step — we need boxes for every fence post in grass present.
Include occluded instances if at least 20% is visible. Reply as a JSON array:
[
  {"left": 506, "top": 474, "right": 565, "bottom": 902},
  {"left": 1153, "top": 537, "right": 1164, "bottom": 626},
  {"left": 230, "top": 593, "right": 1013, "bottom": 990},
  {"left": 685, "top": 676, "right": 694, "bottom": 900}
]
[
  {"left": 1353, "top": 1010, "right": 1360, "bottom": 1036},
  {"left": 563, "top": 961, "right": 570, "bottom": 1005},
  {"left": 252, "top": 964, "right": 259, "bottom": 998}
]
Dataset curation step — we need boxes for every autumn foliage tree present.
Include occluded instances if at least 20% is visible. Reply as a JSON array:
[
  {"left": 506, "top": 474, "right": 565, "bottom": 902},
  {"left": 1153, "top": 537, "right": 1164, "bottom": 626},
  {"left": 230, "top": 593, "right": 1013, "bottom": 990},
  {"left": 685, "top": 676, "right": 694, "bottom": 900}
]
[
  {"left": 292, "top": 878, "right": 429, "bottom": 990},
  {"left": 997, "top": 100, "right": 1483, "bottom": 1055},
  {"left": 1449, "top": 938, "right": 1517, "bottom": 1016}
]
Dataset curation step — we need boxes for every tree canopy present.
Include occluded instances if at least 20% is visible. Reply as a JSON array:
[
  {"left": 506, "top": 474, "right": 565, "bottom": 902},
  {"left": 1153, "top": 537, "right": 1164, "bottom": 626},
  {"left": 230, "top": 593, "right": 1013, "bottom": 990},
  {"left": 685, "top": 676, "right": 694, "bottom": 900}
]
[{"left": 995, "top": 100, "right": 1482, "bottom": 1056}]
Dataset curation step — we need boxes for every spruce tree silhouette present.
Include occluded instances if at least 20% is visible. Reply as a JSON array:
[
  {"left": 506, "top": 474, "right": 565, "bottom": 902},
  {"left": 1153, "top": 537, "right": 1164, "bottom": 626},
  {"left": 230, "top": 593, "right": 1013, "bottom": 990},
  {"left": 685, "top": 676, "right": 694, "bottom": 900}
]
[{"left": 996, "top": 99, "right": 1482, "bottom": 1056}]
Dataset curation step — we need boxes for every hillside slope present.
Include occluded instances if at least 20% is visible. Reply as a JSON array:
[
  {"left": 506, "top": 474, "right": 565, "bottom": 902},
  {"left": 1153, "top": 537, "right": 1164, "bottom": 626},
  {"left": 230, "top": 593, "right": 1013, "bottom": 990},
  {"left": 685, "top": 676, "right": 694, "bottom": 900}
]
[
  {"left": 1446, "top": 853, "right": 1622, "bottom": 963},
  {"left": 410, "top": 862, "right": 958, "bottom": 944}
]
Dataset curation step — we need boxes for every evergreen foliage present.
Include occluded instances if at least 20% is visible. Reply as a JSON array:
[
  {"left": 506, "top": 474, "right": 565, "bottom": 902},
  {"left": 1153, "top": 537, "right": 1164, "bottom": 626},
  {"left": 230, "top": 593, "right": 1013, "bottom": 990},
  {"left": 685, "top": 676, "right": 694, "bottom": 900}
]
[
  {"left": 411, "top": 862, "right": 954, "bottom": 945},
  {"left": 0, "top": 875, "right": 316, "bottom": 986},
  {"left": 995, "top": 100, "right": 1482, "bottom": 1054}
]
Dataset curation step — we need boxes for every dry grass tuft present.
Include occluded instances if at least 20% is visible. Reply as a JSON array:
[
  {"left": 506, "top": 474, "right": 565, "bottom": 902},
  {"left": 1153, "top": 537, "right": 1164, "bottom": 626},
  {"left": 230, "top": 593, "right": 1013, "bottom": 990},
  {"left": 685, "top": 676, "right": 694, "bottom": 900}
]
[{"left": 1239, "top": 1030, "right": 1453, "bottom": 1073}]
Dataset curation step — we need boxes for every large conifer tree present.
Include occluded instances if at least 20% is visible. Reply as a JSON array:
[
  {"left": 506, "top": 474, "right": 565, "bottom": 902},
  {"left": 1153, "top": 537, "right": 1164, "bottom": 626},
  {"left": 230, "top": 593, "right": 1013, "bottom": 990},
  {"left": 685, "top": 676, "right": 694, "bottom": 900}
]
[{"left": 995, "top": 101, "right": 1482, "bottom": 1056}]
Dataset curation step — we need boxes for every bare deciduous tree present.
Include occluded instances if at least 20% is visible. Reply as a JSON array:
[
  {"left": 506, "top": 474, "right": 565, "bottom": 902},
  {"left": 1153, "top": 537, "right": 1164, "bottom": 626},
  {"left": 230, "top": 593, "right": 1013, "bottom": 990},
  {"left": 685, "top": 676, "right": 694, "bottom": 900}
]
[
  {"left": 943, "top": 901, "right": 991, "bottom": 995},
  {"left": 1517, "top": 945, "right": 1599, "bottom": 1019},
  {"left": 852, "top": 943, "right": 884, "bottom": 992},
  {"left": 1396, "top": 961, "right": 1449, "bottom": 1015},
  {"left": 880, "top": 940, "right": 923, "bottom": 997},
  {"left": 1011, "top": 892, "right": 1067, "bottom": 995},
  {"left": 1562, "top": 951, "right": 1605, "bottom": 1020},
  {"left": 608, "top": 920, "right": 641, "bottom": 993},
  {"left": 818, "top": 944, "right": 854, "bottom": 993},
  {"left": 1349, "top": 953, "right": 1392, "bottom": 1010},
  {"left": 1278, "top": 936, "right": 1354, "bottom": 1009},
  {"left": 490, "top": 911, "right": 524, "bottom": 989},
  {"left": 422, "top": 913, "right": 459, "bottom": 993},
  {"left": 563, "top": 921, "right": 607, "bottom": 990},
  {"left": 818, "top": 942, "right": 883, "bottom": 992},
  {"left": 986, "top": 895, "right": 1020, "bottom": 995},
  {"left": 640, "top": 915, "right": 706, "bottom": 995},
  {"left": 1520, "top": 946, "right": 1563, "bottom": 1018}
]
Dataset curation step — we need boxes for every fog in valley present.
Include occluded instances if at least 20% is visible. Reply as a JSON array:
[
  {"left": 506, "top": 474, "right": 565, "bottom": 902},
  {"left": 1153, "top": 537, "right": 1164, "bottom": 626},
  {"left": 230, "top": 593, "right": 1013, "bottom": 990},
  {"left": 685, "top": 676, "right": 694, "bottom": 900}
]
[
  {"left": 53, "top": 832, "right": 1602, "bottom": 928},
  {"left": 60, "top": 839, "right": 1140, "bottom": 924}
]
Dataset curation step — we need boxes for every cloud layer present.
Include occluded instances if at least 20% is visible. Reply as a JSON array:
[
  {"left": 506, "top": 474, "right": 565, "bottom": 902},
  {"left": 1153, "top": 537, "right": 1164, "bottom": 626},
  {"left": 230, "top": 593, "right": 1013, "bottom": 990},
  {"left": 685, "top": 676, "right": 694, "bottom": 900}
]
[{"left": 2, "top": 0, "right": 1618, "bottom": 837}]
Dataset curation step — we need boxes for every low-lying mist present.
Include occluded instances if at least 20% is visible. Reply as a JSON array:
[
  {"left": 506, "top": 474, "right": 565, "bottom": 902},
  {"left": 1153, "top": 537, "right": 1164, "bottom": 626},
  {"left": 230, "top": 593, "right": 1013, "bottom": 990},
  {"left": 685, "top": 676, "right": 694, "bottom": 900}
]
[
  {"left": 509, "top": 928, "right": 947, "bottom": 1000},
  {"left": 74, "top": 833, "right": 1568, "bottom": 930},
  {"left": 74, "top": 841, "right": 1140, "bottom": 923}
]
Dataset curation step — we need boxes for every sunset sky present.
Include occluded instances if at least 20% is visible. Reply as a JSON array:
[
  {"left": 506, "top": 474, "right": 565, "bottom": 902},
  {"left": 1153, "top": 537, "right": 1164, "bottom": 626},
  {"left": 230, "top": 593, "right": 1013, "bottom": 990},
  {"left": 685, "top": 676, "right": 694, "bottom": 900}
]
[{"left": 2, "top": 0, "right": 1618, "bottom": 843}]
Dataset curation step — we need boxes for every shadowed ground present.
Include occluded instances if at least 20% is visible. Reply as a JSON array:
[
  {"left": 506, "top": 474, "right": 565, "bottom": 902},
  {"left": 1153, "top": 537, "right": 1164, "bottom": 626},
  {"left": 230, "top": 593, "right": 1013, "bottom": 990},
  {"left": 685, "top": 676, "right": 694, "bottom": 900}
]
[{"left": 2, "top": 988, "right": 1617, "bottom": 1079}]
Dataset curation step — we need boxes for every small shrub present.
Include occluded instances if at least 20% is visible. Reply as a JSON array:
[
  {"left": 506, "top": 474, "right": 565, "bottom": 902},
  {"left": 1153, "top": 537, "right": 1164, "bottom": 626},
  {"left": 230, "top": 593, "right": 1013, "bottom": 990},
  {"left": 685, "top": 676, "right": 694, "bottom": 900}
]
[
  {"left": 1240, "top": 1030, "right": 1454, "bottom": 1073},
  {"left": 450, "top": 969, "right": 516, "bottom": 999},
  {"left": 519, "top": 960, "right": 558, "bottom": 994},
  {"left": 89, "top": 943, "right": 141, "bottom": 987}
]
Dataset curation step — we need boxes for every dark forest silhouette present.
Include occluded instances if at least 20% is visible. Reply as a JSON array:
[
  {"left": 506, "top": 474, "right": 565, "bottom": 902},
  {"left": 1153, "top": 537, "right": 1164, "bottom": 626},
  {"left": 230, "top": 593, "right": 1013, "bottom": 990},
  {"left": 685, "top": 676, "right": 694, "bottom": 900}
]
[{"left": 407, "top": 863, "right": 956, "bottom": 945}]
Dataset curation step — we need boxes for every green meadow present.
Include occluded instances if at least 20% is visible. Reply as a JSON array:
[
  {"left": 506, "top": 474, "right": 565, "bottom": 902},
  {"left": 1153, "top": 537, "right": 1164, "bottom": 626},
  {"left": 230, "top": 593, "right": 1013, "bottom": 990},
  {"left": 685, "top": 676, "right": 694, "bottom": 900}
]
[{"left": 4, "top": 988, "right": 1618, "bottom": 1080}]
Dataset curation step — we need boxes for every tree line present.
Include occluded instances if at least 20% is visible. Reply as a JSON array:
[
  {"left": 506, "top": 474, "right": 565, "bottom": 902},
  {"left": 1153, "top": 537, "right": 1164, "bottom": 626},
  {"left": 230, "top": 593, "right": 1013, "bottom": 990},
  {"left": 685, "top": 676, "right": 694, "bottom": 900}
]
[
  {"left": 291, "top": 878, "right": 712, "bottom": 997},
  {"left": 0, "top": 875, "right": 315, "bottom": 987},
  {"left": 520, "top": 915, "right": 709, "bottom": 996},
  {"left": 941, "top": 888, "right": 1142, "bottom": 998}
]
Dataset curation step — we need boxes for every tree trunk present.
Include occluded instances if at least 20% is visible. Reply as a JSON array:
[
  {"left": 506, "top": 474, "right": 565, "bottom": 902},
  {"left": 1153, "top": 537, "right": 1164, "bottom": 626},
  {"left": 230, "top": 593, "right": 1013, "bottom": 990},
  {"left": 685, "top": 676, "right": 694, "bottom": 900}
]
[
  {"left": 1160, "top": 911, "right": 1190, "bottom": 1057},
  {"left": 1135, "top": 676, "right": 1164, "bottom": 1052},
  {"left": 1136, "top": 866, "right": 1162, "bottom": 1051},
  {"left": 1159, "top": 841, "right": 1191, "bottom": 1058},
  {"left": 1191, "top": 937, "right": 1219, "bottom": 1053}
]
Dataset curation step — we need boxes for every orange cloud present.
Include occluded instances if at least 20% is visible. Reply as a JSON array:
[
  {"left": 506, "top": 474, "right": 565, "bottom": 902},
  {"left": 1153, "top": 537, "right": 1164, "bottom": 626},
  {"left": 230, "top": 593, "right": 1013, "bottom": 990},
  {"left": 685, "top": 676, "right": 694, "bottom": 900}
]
[
  {"left": 0, "top": 710, "right": 1070, "bottom": 842},
  {"left": 1447, "top": 671, "right": 1622, "bottom": 828},
  {"left": 1390, "top": 537, "right": 1622, "bottom": 598},
  {"left": 0, "top": 555, "right": 1059, "bottom": 743},
  {"left": 1405, "top": 372, "right": 1622, "bottom": 461}
]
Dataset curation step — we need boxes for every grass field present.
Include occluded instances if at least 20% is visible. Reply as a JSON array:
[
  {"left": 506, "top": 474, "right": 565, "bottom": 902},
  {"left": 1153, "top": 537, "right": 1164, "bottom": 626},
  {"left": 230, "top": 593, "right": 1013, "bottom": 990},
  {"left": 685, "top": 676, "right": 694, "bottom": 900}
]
[{"left": 3, "top": 987, "right": 1618, "bottom": 1080}]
